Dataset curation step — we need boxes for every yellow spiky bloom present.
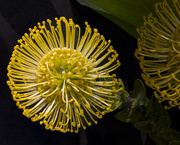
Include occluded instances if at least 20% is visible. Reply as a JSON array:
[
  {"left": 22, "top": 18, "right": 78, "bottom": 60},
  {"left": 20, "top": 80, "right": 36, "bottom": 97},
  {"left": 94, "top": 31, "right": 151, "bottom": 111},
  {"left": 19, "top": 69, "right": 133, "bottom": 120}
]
[
  {"left": 135, "top": 0, "right": 180, "bottom": 109},
  {"left": 7, "top": 17, "right": 122, "bottom": 133}
]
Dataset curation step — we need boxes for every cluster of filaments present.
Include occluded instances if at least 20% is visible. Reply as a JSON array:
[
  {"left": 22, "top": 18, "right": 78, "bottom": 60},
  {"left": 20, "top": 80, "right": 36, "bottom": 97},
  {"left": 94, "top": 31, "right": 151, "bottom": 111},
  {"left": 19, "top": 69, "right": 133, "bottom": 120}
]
[
  {"left": 135, "top": 0, "right": 180, "bottom": 109},
  {"left": 7, "top": 17, "right": 122, "bottom": 133}
]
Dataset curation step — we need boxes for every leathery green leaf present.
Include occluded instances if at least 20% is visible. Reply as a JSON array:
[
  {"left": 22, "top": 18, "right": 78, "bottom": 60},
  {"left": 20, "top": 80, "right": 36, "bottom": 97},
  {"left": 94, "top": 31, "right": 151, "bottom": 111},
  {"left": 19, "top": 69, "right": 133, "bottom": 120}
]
[
  {"left": 118, "top": 78, "right": 128, "bottom": 102},
  {"left": 148, "top": 131, "right": 165, "bottom": 145},
  {"left": 144, "top": 96, "right": 153, "bottom": 118},
  {"left": 132, "top": 117, "right": 155, "bottom": 133},
  {"left": 115, "top": 109, "right": 141, "bottom": 123},
  {"left": 95, "top": 9, "right": 139, "bottom": 38},
  {"left": 110, "top": 98, "right": 122, "bottom": 112},
  {"left": 132, "top": 79, "right": 146, "bottom": 99},
  {"left": 169, "top": 141, "right": 180, "bottom": 145},
  {"left": 77, "top": 0, "right": 107, "bottom": 12},
  {"left": 99, "top": 77, "right": 123, "bottom": 113},
  {"left": 104, "top": 98, "right": 122, "bottom": 113},
  {"left": 171, "top": 129, "right": 180, "bottom": 141},
  {"left": 77, "top": 0, "right": 167, "bottom": 38},
  {"left": 130, "top": 79, "right": 149, "bottom": 109},
  {"left": 157, "top": 116, "right": 171, "bottom": 132}
]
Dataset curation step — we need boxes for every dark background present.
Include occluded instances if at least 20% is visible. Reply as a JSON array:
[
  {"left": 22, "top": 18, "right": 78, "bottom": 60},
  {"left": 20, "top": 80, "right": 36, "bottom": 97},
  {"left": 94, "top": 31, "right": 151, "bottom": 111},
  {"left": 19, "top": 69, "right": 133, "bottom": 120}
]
[{"left": 0, "top": 0, "right": 179, "bottom": 145}]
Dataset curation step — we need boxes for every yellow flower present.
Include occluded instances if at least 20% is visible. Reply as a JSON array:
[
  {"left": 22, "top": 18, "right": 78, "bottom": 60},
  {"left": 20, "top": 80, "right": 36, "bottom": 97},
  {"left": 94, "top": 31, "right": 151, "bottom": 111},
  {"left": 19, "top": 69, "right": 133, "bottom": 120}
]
[
  {"left": 135, "top": 0, "right": 180, "bottom": 109},
  {"left": 7, "top": 17, "right": 122, "bottom": 133}
]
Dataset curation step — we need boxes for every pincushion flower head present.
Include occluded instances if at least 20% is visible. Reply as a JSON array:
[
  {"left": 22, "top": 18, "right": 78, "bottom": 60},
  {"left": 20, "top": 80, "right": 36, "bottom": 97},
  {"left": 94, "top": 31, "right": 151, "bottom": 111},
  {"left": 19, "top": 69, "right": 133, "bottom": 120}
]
[
  {"left": 7, "top": 17, "right": 122, "bottom": 133},
  {"left": 135, "top": 0, "right": 180, "bottom": 109}
]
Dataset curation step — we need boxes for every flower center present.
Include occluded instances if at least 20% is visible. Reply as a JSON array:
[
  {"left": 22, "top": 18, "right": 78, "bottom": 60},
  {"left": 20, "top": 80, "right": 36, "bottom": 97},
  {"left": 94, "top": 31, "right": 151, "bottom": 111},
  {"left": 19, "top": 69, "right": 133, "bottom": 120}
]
[{"left": 35, "top": 47, "right": 94, "bottom": 102}]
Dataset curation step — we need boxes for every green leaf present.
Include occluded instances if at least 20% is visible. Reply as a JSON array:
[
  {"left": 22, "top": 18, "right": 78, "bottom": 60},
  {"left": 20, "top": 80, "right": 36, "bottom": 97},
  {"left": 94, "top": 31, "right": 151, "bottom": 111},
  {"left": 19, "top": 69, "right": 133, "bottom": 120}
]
[
  {"left": 149, "top": 131, "right": 166, "bottom": 145},
  {"left": 150, "top": 98, "right": 169, "bottom": 118},
  {"left": 112, "top": 98, "right": 122, "bottom": 110},
  {"left": 120, "top": 90, "right": 128, "bottom": 102},
  {"left": 126, "top": 79, "right": 149, "bottom": 116},
  {"left": 118, "top": 78, "right": 128, "bottom": 102},
  {"left": 77, "top": 0, "right": 165, "bottom": 38},
  {"left": 157, "top": 116, "right": 171, "bottom": 132},
  {"left": 132, "top": 79, "right": 146, "bottom": 99},
  {"left": 130, "top": 79, "right": 149, "bottom": 110},
  {"left": 133, "top": 117, "right": 155, "bottom": 128},
  {"left": 118, "top": 78, "right": 125, "bottom": 91},
  {"left": 95, "top": 10, "right": 139, "bottom": 38},
  {"left": 134, "top": 123, "right": 154, "bottom": 133},
  {"left": 171, "top": 129, "right": 180, "bottom": 141},
  {"left": 144, "top": 96, "right": 153, "bottom": 118},
  {"left": 102, "top": 78, "right": 126, "bottom": 113},
  {"left": 115, "top": 109, "right": 141, "bottom": 122},
  {"left": 140, "top": 97, "right": 149, "bottom": 107},
  {"left": 133, "top": 117, "right": 155, "bottom": 133},
  {"left": 77, "top": 0, "right": 107, "bottom": 12},
  {"left": 169, "top": 141, "right": 180, "bottom": 145},
  {"left": 104, "top": 98, "right": 122, "bottom": 113}
]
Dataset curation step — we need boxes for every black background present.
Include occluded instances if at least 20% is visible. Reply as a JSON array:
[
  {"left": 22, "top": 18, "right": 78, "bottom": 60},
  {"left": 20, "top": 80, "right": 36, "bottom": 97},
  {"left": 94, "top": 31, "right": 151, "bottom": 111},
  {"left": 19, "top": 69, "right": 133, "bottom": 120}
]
[{"left": 0, "top": 0, "right": 179, "bottom": 145}]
